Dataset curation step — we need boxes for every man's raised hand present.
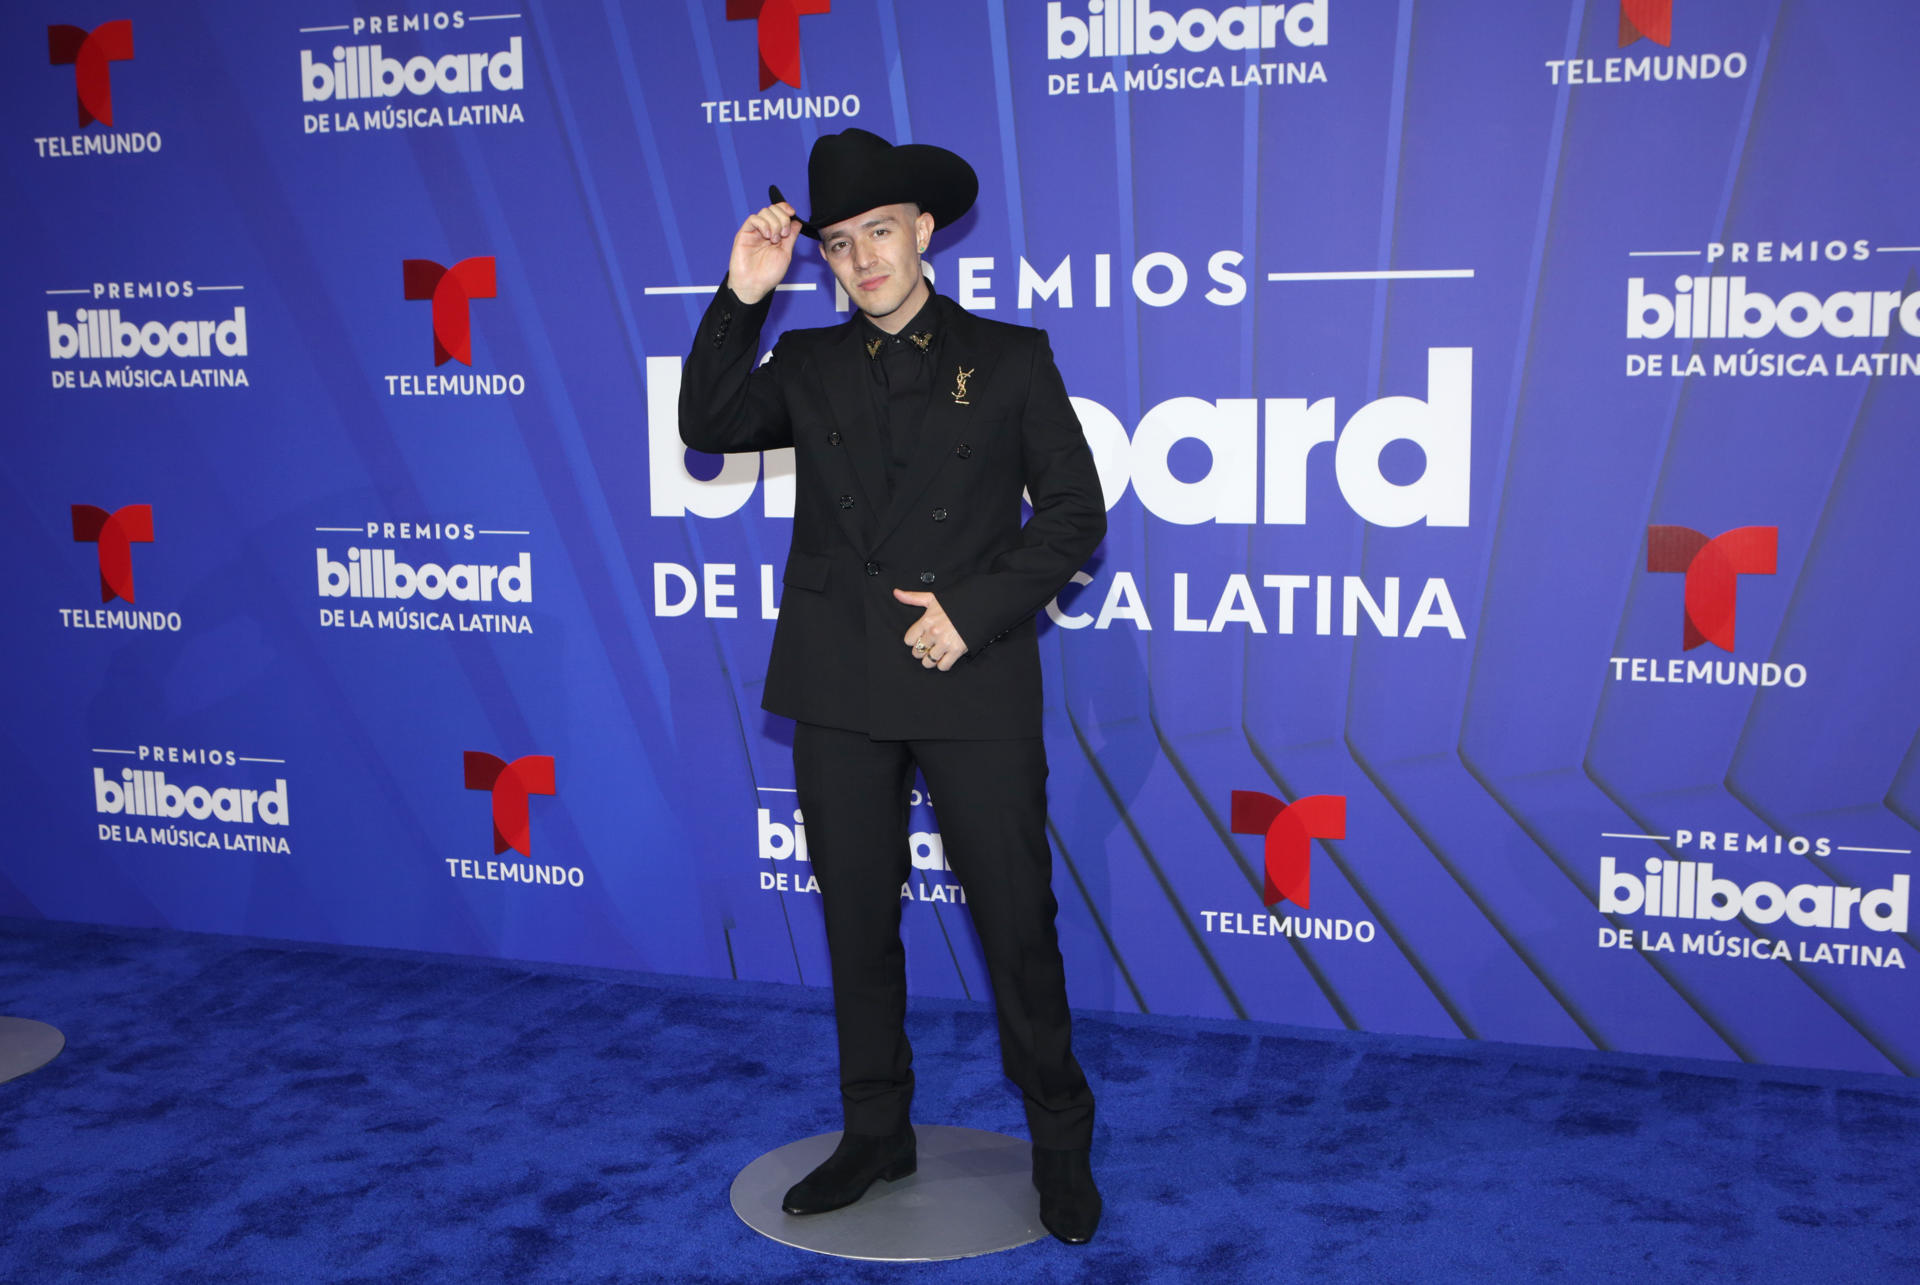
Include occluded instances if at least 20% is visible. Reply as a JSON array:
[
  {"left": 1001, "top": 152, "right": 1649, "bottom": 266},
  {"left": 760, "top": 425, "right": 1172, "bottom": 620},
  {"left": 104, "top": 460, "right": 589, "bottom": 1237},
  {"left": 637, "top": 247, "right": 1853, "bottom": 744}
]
[{"left": 728, "top": 201, "right": 799, "bottom": 305}]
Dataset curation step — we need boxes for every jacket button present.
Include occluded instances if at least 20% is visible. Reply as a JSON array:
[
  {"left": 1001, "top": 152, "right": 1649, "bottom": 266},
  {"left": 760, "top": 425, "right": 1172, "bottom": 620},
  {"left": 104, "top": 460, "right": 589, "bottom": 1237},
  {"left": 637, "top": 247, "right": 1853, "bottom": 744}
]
[
  {"left": 931, "top": 508, "right": 948, "bottom": 522},
  {"left": 954, "top": 443, "right": 972, "bottom": 459},
  {"left": 828, "top": 431, "right": 842, "bottom": 446},
  {"left": 919, "top": 571, "right": 936, "bottom": 584},
  {"left": 865, "top": 561, "right": 880, "bottom": 577},
  {"left": 838, "top": 494, "right": 855, "bottom": 509}
]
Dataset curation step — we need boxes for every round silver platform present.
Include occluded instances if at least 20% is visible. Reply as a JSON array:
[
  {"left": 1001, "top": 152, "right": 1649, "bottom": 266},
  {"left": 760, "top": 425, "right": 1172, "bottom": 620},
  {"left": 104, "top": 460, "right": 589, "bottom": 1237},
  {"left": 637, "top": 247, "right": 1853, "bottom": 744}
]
[
  {"left": 730, "top": 1126, "right": 1046, "bottom": 1261},
  {"left": 0, "top": 1017, "right": 65, "bottom": 1085}
]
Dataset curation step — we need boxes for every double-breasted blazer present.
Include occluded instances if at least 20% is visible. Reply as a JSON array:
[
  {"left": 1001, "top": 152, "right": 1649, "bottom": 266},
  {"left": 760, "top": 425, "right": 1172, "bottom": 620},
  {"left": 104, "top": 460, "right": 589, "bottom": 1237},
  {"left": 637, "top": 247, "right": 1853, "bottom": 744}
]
[{"left": 679, "top": 283, "right": 1106, "bottom": 740}]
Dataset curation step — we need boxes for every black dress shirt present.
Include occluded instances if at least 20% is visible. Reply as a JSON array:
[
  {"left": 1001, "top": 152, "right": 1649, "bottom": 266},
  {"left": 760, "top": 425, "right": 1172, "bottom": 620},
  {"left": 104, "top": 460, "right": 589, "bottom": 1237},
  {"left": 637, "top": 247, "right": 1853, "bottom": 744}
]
[{"left": 857, "top": 293, "right": 939, "bottom": 497}]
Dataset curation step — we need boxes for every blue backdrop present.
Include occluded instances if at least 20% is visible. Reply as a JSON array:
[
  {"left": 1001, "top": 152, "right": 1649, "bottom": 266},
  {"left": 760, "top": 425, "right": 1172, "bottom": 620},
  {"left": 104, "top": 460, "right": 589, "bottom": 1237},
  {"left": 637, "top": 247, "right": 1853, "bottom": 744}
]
[{"left": 4, "top": 0, "right": 1916, "bottom": 1077}]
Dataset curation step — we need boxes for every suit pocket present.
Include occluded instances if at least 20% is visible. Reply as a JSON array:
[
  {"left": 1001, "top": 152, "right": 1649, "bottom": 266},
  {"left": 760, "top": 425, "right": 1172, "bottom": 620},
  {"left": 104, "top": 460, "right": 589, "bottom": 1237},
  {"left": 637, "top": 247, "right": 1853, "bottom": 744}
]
[{"left": 782, "top": 550, "right": 830, "bottom": 593}]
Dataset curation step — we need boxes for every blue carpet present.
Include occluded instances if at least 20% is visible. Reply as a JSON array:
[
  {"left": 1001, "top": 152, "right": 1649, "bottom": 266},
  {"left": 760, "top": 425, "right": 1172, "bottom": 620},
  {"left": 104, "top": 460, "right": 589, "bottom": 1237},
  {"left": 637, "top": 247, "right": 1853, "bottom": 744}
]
[{"left": 0, "top": 917, "right": 1916, "bottom": 1283}]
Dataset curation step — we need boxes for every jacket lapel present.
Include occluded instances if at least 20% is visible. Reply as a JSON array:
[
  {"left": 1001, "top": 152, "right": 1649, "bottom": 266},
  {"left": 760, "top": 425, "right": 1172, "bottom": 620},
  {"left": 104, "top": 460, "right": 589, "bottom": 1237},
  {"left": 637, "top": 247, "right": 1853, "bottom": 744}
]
[
  {"left": 807, "top": 322, "right": 888, "bottom": 550},
  {"left": 874, "top": 299, "right": 995, "bottom": 546}
]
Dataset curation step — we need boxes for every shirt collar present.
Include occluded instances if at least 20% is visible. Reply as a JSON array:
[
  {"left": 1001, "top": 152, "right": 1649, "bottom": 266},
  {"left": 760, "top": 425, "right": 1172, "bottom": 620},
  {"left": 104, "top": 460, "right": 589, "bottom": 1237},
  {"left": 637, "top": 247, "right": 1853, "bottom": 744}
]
[{"left": 859, "top": 291, "right": 937, "bottom": 360}]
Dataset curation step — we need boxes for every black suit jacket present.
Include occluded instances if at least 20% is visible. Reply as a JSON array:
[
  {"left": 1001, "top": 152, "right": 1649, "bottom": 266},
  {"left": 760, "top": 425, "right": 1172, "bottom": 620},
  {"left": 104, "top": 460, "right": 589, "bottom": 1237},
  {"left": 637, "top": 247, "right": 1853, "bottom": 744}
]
[{"left": 679, "top": 284, "right": 1105, "bottom": 740}]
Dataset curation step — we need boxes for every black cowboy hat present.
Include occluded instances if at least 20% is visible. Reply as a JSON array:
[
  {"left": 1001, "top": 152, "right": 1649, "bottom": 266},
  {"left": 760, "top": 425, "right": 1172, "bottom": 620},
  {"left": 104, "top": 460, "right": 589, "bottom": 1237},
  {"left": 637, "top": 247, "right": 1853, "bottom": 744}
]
[{"left": 770, "top": 127, "right": 978, "bottom": 240}]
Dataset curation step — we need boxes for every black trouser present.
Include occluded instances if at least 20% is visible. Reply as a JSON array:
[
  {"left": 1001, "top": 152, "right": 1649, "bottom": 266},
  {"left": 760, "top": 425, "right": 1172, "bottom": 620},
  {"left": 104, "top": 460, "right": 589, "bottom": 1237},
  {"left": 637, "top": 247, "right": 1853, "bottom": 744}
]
[{"left": 792, "top": 722, "right": 1096, "bottom": 1151}]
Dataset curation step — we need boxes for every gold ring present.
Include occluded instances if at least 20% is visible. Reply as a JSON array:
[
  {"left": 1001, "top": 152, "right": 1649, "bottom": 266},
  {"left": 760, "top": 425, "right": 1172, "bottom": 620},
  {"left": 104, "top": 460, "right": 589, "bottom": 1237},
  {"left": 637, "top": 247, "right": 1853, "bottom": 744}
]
[{"left": 913, "top": 641, "right": 928, "bottom": 655}]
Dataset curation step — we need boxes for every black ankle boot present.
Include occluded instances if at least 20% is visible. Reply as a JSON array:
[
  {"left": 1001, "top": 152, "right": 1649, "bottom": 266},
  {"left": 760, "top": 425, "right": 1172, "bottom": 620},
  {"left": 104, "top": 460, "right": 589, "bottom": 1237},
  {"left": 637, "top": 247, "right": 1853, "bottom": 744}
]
[
  {"left": 781, "top": 1126, "right": 917, "bottom": 1215},
  {"left": 1032, "top": 1146, "right": 1101, "bottom": 1244}
]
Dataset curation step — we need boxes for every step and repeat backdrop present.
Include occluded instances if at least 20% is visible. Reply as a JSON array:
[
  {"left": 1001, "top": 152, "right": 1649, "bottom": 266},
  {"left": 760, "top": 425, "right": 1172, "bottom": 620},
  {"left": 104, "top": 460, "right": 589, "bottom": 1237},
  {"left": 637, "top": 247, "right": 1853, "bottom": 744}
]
[{"left": 4, "top": 0, "right": 1917, "bottom": 1078}]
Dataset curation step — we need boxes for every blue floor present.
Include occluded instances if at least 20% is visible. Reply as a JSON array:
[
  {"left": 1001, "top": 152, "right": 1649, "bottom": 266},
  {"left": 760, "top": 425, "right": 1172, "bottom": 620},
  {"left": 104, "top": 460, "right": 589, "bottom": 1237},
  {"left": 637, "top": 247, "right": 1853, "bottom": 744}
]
[{"left": 1, "top": 916, "right": 1916, "bottom": 1283}]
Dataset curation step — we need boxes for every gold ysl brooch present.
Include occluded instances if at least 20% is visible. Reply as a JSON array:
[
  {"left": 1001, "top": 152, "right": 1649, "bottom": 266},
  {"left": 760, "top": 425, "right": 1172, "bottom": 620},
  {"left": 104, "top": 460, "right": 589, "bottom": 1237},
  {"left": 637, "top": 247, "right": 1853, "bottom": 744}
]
[{"left": 952, "top": 366, "right": 974, "bottom": 405}]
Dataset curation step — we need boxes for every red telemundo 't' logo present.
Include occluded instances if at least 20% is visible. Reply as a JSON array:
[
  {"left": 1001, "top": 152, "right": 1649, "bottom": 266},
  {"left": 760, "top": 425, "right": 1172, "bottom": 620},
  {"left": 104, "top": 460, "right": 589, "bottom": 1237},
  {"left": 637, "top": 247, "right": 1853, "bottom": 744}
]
[
  {"left": 1619, "top": 0, "right": 1672, "bottom": 47},
  {"left": 72, "top": 503, "right": 153, "bottom": 603},
  {"left": 48, "top": 21, "right": 133, "bottom": 128},
  {"left": 1229, "top": 792, "right": 1347, "bottom": 910},
  {"left": 726, "top": 0, "right": 831, "bottom": 91},
  {"left": 403, "top": 258, "right": 497, "bottom": 367},
  {"left": 1646, "top": 525, "right": 1777, "bottom": 652},
  {"left": 464, "top": 752, "right": 555, "bottom": 856}
]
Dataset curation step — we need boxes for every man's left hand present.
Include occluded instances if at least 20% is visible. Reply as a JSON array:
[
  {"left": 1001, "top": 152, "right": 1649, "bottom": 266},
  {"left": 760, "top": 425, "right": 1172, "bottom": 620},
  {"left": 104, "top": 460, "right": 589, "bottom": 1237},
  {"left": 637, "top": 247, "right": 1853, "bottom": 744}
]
[{"left": 896, "top": 589, "right": 970, "bottom": 671}]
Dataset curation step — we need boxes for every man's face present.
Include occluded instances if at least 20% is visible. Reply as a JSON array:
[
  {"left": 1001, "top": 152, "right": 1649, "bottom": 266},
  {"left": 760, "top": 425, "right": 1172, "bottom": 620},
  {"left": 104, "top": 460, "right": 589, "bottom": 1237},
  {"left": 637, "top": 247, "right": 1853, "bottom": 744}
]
[{"left": 818, "top": 203, "right": 936, "bottom": 325}]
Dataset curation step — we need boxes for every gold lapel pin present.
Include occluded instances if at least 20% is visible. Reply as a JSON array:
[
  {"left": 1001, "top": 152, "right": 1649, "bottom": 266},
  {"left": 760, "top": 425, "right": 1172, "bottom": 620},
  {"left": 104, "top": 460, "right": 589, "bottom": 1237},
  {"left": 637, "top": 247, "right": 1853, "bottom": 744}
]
[
  {"left": 952, "top": 366, "right": 974, "bottom": 405},
  {"left": 865, "top": 337, "right": 884, "bottom": 359}
]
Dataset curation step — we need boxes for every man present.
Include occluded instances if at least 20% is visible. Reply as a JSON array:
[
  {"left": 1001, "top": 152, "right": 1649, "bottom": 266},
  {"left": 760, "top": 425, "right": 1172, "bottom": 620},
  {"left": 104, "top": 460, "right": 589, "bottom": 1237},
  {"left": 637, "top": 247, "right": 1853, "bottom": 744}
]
[{"left": 677, "top": 128, "right": 1106, "bottom": 1245}]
